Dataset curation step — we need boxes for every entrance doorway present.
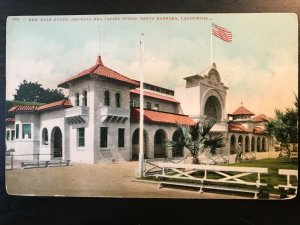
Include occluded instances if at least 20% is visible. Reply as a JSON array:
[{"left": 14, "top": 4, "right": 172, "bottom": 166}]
[{"left": 52, "top": 127, "right": 62, "bottom": 158}]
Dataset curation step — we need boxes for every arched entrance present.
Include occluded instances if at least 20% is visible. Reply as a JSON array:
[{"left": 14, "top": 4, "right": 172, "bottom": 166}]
[
  {"left": 245, "top": 136, "right": 249, "bottom": 152},
  {"left": 131, "top": 129, "right": 149, "bottom": 160},
  {"left": 257, "top": 137, "right": 261, "bottom": 152},
  {"left": 172, "top": 129, "right": 184, "bottom": 157},
  {"left": 154, "top": 129, "right": 167, "bottom": 158},
  {"left": 204, "top": 96, "right": 222, "bottom": 120},
  {"left": 251, "top": 137, "right": 255, "bottom": 152},
  {"left": 230, "top": 135, "right": 236, "bottom": 154},
  {"left": 51, "top": 127, "right": 62, "bottom": 158},
  {"left": 238, "top": 135, "right": 243, "bottom": 149},
  {"left": 262, "top": 137, "right": 266, "bottom": 151}
]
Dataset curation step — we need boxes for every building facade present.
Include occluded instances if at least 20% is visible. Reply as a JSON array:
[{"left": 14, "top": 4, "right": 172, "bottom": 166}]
[{"left": 5, "top": 55, "right": 273, "bottom": 163}]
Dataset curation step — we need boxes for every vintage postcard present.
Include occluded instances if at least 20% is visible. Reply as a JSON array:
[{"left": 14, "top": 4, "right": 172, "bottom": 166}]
[{"left": 5, "top": 14, "right": 298, "bottom": 199}]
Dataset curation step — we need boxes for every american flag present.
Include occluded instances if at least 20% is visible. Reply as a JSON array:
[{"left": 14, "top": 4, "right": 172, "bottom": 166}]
[{"left": 212, "top": 23, "right": 232, "bottom": 42}]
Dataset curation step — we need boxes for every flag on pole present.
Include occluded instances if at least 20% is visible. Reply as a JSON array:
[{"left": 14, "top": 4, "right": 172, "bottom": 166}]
[{"left": 212, "top": 23, "right": 232, "bottom": 42}]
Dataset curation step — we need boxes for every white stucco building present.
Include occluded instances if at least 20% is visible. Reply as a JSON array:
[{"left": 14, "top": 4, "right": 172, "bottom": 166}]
[{"left": 5, "top": 55, "right": 273, "bottom": 163}]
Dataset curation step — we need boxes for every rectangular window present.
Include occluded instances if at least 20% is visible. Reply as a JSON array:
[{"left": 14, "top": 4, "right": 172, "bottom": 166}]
[
  {"left": 154, "top": 103, "right": 160, "bottom": 110},
  {"left": 118, "top": 128, "right": 125, "bottom": 147},
  {"left": 16, "top": 124, "right": 19, "bottom": 139},
  {"left": 130, "top": 99, "right": 140, "bottom": 107},
  {"left": 77, "top": 128, "right": 85, "bottom": 147},
  {"left": 100, "top": 127, "right": 108, "bottom": 148},
  {"left": 11, "top": 130, "right": 15, "bottom": 141},
  {"left": 146, "top": 102, "right": 151, "bottom": 109},
  {"left": 22, "top": 124, "right": 31, "bottom": 139},
  {"left": 135, "top": 100, "right": 140, "bottom": 107},
  {"left": 6, "top": 130, "right": 10, "bottom": 141}
]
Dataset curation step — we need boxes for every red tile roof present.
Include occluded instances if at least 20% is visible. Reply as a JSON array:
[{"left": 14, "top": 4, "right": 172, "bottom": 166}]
[
  {"left": 228, "top": 123, "right": 251, "bottom": 133},
  {"left": 8, "top": 105, "right": 39, "bottom": 112},
  {"left": 38, "top": 99, "right": 72, "bottom": 111},
  {"left": 229, "top": 106, "right": 255, "bottom": 116},
  {"left": 253, "top": 114, "right": 273, "bottom": 122},
  {"left": 5, "top": 118, "right": 15, "bottom": 123},
  {"left": 253, "top": 126, "right": 265, "bottom": 134},
  {"left": 58, "top": 56, "right": 139, "bottom": 88},
  {"left": 130, "top": 89, "right": 179, "bottom": 103},
  {"left": 131, "top": 108, "right": 195, "bottom": 125},
  {"left": 8, "top": 99, "right": 72, "bottom": 113}
]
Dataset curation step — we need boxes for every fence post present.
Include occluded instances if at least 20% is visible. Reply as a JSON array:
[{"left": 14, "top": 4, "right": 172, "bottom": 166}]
[{"left": 11, "top": 154, "right": 14, "bottom": 170}]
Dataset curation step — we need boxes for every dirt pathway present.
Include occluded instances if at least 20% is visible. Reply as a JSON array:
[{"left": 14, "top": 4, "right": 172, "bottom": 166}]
[{"left": 6, "top": 161, "right": 248, "bottom": 199}]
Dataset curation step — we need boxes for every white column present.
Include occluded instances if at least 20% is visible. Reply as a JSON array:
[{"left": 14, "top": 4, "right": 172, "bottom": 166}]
[{"left": 138, "top": 33, "right": 144, "bottom": 178}]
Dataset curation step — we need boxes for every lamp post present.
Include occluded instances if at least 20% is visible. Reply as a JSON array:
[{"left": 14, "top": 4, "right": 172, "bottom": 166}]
[{"left": 138, "top": 33, "right": 144, "bottom": 178}]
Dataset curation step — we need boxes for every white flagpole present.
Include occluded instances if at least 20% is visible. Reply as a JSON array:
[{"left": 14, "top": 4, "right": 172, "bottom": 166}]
[
  {"left": 138, "top": 33, "right": 144, "bottom": 178},
  {"left": 211, "top": 22, "right": 213, "bottom": 65}
]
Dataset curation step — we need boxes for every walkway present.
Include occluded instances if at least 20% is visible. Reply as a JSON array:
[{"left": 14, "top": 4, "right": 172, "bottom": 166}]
[{"left": 6, "top": 161, "right": 247, "bottom": 199}]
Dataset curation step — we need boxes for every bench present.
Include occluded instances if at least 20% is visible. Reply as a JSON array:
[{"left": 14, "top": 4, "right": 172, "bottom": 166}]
[
  {"left": 47, "top": 159, "right": 70, "bottom": 167},
  {"left": 21, "top": 159, "right": 70, "bottom": 169},
  {"left": 274, "top": 169, "right": 298, "bottom": 198},
  {"left": 21, "top": 161, "right": 49, "bottom": 169},
  {"left": 156, "top": 162, "right": 268, "bottom": 198}
]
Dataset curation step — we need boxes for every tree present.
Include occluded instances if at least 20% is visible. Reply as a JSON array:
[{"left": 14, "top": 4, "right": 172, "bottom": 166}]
[
  {"left": 13, "top": 80, "right": 65, "bottom": 103},
  {"left": 167, "top": 120, "right": 225, "bottom": 164},
  {"left": 265, "top": 94, "right": 298, "bottom": 156}
]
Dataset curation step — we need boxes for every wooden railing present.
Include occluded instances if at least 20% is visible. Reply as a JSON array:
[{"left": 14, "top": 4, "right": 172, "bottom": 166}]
[
  {"left": 274, "top": 169, "right": 298, "bottom": 199},
  {"left": 143, "top": 157, "right": 186, "bottom": 177},
  {"left": 5, "top": 153, "right": 70, "bottom": 170},
  {"left": 241, "top": 152, "right": 256, "bottom": 161},
  {"left": 156, "top": 162, "right": 268, "bottom": 198},
  {"left": 201, "top": 154, "right": 229, "bottom": 165}
]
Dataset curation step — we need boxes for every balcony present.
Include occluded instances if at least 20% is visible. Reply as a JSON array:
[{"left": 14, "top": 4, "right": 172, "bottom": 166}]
[
  {"left": 65, "top": 106, "right": 89, "bottom": 124},
  {"left": 100, "top": 106, "right": 130, "bottom": 123}
]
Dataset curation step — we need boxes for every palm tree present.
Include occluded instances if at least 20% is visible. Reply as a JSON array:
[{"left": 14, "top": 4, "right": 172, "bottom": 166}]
[
  {"left": 168, "top": 120, "right": 225, "bottom": 164},
  {"left": 265, "top": 94, "right": 298, "bottom": 157}
]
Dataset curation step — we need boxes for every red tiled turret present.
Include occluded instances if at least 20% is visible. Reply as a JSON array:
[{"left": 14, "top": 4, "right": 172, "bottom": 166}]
[
  {"left": 229, "top": 106, "right": 255, "bottom": 116},
  {"left": 58, "top": 55, "right": 139, "bottom": 88}
]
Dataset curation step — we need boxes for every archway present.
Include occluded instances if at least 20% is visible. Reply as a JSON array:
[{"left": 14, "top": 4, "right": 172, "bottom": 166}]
[
  {"left": 257, "top": 137, "right": 261, "bottom": 152},
  {"left": 262, "top": 137, "right": 266, "bottom": 151},
  {"left": 154, "top": 129, "right": 167, "bottom": 158},
  {"left": 245, "top": 136, "right": 250, "bottom": 152},
  {"left": 51, "top": 127, "right": 62, "bottom": 158},
  {"left": 251, "top": 136, "right": 255, "bottom": 152},
  {"left": 230, "top": 135, "right": 236, "bottom": 154},
  {"left": 238, "top": 135, "right": 243, "bottom": 149},
  {"left": 131, "top": 128, "right": 149, "bottom": 160},
  {"left": 172, "top": 129, "right": 184, "bottom": 157},
  {"left": 204, "top": 96, "right": 222, "bottom": 120}
]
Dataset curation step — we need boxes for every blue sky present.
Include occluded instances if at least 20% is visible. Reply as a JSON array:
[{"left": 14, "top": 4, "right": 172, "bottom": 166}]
[{"left": 6, "top": 13, "right": 298, "bottom": 116}]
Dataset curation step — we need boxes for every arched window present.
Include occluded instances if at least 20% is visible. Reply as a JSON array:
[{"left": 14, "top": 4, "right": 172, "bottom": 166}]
[
  {"left": 104, "top": 91, "right": 110, "bottom": 106},
  {"left": 75, "top": 93, "right": 80, "bottom": 106},
  {"left": 82, "top": 90, "right": 87, "bottom": 106},
  {"left": 42, "top": 128, "right": 48, "bottom": 145},
  {"left": 115, "top": 93, "right": 121, "bottom": 107}
]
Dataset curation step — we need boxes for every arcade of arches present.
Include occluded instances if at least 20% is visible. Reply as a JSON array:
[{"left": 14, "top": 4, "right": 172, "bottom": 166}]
[
  {"left": 131, "top": 127, "right": 184, "bottom": 160},
  {"left": 229, "top": 133, "right": 268, "bottom": 154}
]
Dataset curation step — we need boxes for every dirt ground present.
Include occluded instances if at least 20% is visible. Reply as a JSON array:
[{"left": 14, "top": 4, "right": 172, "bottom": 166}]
[{"left": 5, "top": 161, "right": 249, "bottom": 199}]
